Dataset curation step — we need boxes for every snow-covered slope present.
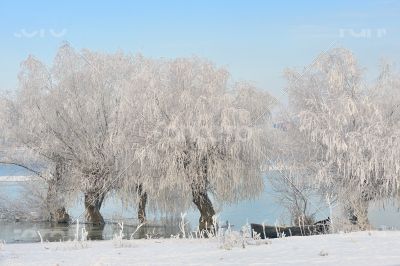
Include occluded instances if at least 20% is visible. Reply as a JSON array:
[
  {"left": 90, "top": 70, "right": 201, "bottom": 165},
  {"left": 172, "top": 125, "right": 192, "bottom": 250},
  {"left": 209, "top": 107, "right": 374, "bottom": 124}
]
[{"left": 1, "top": 231, "right": 400, "bottom": 265}]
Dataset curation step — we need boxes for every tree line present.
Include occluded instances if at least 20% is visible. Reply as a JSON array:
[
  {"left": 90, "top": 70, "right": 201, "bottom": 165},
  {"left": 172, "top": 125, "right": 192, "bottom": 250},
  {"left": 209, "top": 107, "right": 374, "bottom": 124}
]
[{"left": 1, "top": 45, "right": 399, "bottom": 230}]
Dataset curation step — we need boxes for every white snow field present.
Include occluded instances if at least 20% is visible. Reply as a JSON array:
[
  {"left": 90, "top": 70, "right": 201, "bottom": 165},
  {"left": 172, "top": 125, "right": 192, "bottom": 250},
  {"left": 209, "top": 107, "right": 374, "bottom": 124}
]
[{"left": 1, "top": 231, "right": 400, "bottom": 265}]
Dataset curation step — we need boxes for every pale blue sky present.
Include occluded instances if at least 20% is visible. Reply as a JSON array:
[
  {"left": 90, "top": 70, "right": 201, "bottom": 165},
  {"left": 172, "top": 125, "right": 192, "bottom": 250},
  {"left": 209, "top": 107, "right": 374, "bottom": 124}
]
[{"left": 1, "top": 0, "right": 399, "bottom": 101}]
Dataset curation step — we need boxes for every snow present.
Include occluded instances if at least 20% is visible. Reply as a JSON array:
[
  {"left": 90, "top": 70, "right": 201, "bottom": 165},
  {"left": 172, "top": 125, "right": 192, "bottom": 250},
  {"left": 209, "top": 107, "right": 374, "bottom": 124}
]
[{"left": 1, "top": 231, "right": 400, "bottom": 265}]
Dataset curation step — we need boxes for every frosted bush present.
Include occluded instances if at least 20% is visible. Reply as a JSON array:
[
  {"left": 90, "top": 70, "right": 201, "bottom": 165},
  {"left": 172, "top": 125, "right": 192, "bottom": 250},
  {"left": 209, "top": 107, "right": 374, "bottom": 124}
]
[{"left": 220, "top": 230, "right": 243, "bottom": 250}]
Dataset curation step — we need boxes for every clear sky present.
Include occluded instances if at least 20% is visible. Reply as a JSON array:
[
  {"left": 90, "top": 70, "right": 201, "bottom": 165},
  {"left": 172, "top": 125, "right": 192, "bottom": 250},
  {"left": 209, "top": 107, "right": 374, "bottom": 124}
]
[{"left": 1, "top": 0, "right": 399, "bottom": 101}]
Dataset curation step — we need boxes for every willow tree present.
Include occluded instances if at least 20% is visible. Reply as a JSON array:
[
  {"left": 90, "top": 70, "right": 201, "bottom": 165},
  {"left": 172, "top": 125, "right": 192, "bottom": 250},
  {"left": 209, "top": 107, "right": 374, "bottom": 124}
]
[
  {"left": 11, "top": 44, "right": 137, "bottom": 224},
  {"left": 115, "top": 55, "right": 163, "bottom": 224},
  {"left": 0, "top": 59, "right": 74, "bottom": 223},
  {"left": 281, "top": 48, "right": 400, "bottom": 228},
  {"left": 371, "top": 62, "right": 400, "bottom": 202},
  {"left": 129, "top": 58, "right": 275, "bottom": 230}
]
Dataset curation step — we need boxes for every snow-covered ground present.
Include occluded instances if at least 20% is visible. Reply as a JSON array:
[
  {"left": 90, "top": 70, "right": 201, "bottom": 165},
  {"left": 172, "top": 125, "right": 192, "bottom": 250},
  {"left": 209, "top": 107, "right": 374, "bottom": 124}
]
[{"left": 1, "top": 231, "right": 400, "bottom": 265}]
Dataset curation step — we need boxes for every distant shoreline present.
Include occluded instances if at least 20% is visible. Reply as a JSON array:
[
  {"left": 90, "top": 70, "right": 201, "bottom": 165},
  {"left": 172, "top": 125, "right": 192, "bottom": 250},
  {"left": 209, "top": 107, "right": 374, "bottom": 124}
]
[{"left": 0, "top": 176, "right": 37, "bottom": 182}]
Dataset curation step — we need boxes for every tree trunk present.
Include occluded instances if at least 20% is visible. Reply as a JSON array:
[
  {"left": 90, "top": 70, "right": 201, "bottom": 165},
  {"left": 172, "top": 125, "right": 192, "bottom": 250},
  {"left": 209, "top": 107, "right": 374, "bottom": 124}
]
[
  {"left": 347, "top": 203, "right": 369, "bottom": 230},
  {"left": 47, "top": 182, "right": 70, "bottom": 223},
  {"left": 192, "top": 189, "right": 215, "bottom": 231},
  {"left": 346, "top": 194, "right": 370, "bottom": 230},
  {"left": 84, "top": 192, "right": 105, "bottom": 225},
  {"left": 85, "top": 223, "right": 105, "bottom": 240},
  {"left": 51, "top": 207, "right": 70, "bottom": 223},
  {"left": 47, "top": 159, "right": 70, "bottom": 223},
  {"left": 137, "top": 185, "right": 147, "bottom": 224}
]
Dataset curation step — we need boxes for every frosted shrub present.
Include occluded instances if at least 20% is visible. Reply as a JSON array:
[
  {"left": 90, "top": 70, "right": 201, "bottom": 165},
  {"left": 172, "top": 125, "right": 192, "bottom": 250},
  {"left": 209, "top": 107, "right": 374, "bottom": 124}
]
[
  {"left": 64, "top": 220, "right": 90, "bottom": 249},
  {"left": 129, "top": 223, "right": 145, "bottom": 240},
  {"left": 220, "top": 230, "right": 243, "bottom": 250},
  {"left": 113, "top": 222, "right": 133, "bottom": 248},
  {"left": 241, "top": 221, "right": 252, "bottom": 239},
  {"left": 178, "top": 213, "right": 189, "bottom": 238},
  {"left": 218, "top": 219, "right": 271, "bottom": 249}
]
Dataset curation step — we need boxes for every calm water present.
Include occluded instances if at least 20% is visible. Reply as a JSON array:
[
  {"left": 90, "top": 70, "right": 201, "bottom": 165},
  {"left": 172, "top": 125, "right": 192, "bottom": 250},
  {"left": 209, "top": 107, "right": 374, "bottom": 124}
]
[
  {"left": 0, "top": 221, "right": 181, "bottom": 243},
  {"left": 0, "top": 175, "right": 325, "bottom": 244},
  {"left": 0, "top": 164, "right": 30, "bottom": 176},
  {"left": 0, "top": 165, "right": 398, "bottom": 243},
  {"left": 0, "top": 179, "right": 290, "bottom": 243}
]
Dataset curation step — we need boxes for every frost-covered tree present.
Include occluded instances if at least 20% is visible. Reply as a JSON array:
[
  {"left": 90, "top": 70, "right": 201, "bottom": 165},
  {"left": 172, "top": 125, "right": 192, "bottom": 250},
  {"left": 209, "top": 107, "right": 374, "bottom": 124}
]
[
  {"left": 8, "top": 45, "right": 136, "bottom": 224},
  {"left": 280, "top": 48, "right": 400, "bottom": 228},
  {"left": 124, "top": 58, "right": 276, "bottom": 230},
  {"left": 371, "top": 62, "right": 400, "bottom": 201},
  {"left": 114, "top": 55, "right": 163, "bottom": 224},
  {"left": 0, "top": 73, "right": 73, "bottom": 223}
]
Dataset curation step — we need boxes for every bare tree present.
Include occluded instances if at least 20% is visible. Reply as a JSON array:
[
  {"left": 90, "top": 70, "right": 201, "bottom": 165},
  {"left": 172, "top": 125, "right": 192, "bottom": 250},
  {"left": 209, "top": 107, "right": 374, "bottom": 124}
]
[{"left": 269, "top": 171, "right": 319, "bottom": 225}]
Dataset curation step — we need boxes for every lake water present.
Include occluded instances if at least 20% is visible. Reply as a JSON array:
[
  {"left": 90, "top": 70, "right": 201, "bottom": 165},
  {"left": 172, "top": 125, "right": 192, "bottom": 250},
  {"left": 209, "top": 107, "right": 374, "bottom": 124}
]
[
  {"left": 0, "top": 220, "right": 182, "bottom": 243},
  {"left": 0, "top": 164, "right": 32, "bottom": 176},
  {"left": 0, "top": 178, "right": 295, "bottom": 243},
  {"left": 0, "top": 165, "right": 399, "bottom": 243}
]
